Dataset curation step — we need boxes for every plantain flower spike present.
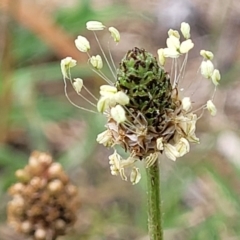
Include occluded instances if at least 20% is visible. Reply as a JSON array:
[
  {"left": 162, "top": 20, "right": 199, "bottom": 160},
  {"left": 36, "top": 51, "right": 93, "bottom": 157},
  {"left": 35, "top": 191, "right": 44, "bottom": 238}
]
[
  {"left": 60, "top": 21, "right": 221, "bottom": 184},
  {"left": 7, "top": 151, "right": 79, "bottom": 240}
]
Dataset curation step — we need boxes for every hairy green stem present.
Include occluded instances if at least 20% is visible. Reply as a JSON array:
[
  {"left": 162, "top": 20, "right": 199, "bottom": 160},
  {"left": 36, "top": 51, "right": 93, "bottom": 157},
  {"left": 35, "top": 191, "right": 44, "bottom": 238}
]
[{"left": 146, "top": 160, "right": 163, "bottom": 240}]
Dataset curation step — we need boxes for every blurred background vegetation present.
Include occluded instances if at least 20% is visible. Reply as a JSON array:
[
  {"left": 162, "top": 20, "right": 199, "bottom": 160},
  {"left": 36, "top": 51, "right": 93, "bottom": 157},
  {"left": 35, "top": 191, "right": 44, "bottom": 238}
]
[{"left": 0, "top": 0, "right": 240, "bottom": 239}]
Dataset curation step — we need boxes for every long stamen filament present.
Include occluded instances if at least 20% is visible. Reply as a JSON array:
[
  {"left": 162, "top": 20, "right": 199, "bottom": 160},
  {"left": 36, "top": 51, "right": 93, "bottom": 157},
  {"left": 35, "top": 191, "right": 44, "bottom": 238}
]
[
  {"left": 196, "top": 107, "right": 206, "bottom": 119},
  {"left": 121, "top": 121, "right": 147, "bottom": 138},
  {"left": 93, "top": 32, "right": 116, "bottom": 80},
  {"left": 76, "top": 91, "right": 97, "bottom": 107},
  {"left": 108, "top": 41, "right": 117, "bottom": 72},
  {"left": 122, "top": 122, "right": 137, "bottom": 133},
  {"left": 66, "top": 68, "right": 97, "bottom": 111},
  {"left": 192, "top": 104, "right": 206, "bottom": 114},
  {"left": 91, "top": 69, "right": 113, "bottom": 85},
  {"left": 86, "top": 52, "right": 113, "bottom": 85},
  {"left": 190, "top": 74, "right": 207, "bottom": 97},
  {"left": 63, "top": 77, "right": 97, "bottom": 114},
  {"left": 173, "top": 58, "right": 178, "bottom": 88},
  {"left": 175, "top": 53, "right": 188, "bottom": 87},
  {"left": 211, "top": 86, "right": 217, "bottom": 101},
  {"left": 170, "top": 58, "right": 174, "bottom": 82},
  {"left": 82, "top": 85, "right": 98, "bottom": 101},
  {"left": 123, "top": 106, "right": 144, "bottom": 127}
]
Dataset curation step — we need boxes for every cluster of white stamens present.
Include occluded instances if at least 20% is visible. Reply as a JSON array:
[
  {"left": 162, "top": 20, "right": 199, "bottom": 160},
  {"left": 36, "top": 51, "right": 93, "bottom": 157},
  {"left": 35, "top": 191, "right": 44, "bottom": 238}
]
[
  {"left": 156, "top": 22, "right": 219, "bottom": 117},
  {"left": 97, "top": 85, "right": 129, "bottom": 116},
  {"left": 60, "top": 20, "right": 220, "bottom": 184},
  {"left": 157, "top": 22, "right": 194, "bottom": 61},
  {"left": 109, "top": 151, "right": 140, "bottom": 185}
]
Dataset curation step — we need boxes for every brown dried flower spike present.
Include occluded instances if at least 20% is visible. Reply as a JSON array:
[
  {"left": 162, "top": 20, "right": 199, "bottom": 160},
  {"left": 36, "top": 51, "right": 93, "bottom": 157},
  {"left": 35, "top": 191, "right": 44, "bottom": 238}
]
[{"left": 7, "top": 151, "right": 79, "bottom": 240}]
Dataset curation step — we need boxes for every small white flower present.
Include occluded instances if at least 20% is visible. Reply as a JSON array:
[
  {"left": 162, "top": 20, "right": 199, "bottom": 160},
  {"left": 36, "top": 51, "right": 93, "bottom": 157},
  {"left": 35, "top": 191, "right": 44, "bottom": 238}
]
[
  {"left": 163, "top": 48, "right": 180, "bottom": 58},
  {"left": 164, "top": 143, "right": 180, "bottom": 161},
  {"left": 114, "top": 91, "right": 129, "bottom": 105},
  {"left": 156, "top": 137, "right": 164, "bottom": 150},
  {"left": 90, "top": 55, "right": 103, "bottom": 70},
  {"left": 86, "top": 21, "right": 105, "bottom": 31},
  {"left": 96, "top": 130, "right": 113, "bottom": 147},
  {"left": 130, "top": 167, "right": 141, "bottom": 185},
  {"left": 145, "top": 152, "right": 159, "bottom": 168},
  {"left": 176, "top": 114, "right": 199, "bottom": 143},
  {"left": 175, "top": 138, "right": 190, "bottom": 157},
  {"left": 119, "top": 168, "right": 127, "bottom": 181},
  {"left": 73, "top": 78, "right": 83, "bottom": 93},
  {"left": 110, "top": 105, "right": 126, "bottom": 123},
  {"left": 164, "top": 33, "right": 193, "bottom": 57},
  {"left": 120, "top": 156, "right": 137, "bottom": 168},
  {"left": 100, "top": 85, "right": 117, "bottom": 96},
  {"left": 180, "top": 22, "right": 191, "bottom": 39},
  {"left": 182, "top": 97, "right": 192, "bottom": 112},
  {"left": 109, "top": 152, "right": 136, "bottom": 181},
  {"left": 98, "top": 85, "right": 119, "bottom": 111},
  {"left": 157, "top": 48, "right": 165, "bottom": 66},
  {"left": 180, "top": 39, "right": 194, "bottom": 54},
  {"left": 97, "top": 97, "right": 107, "bottom": 113},
  {"left": 207, "top": 100, "right": 217, "bottom": 116},
  {"left": 168, "top": 29, "right": 180, "bottom": 39},
  {"left": 200, "top": 50, "right": 214, "bottom": 60},
  {"left": 200, "top": 60, "right": 214, "bottom": 78},
  {"left": 166, "top": 35, "right": 180, "bottom": 51},
  {"left": 75, "top": 36, "right": 90, "bottom": 52},
  {"left": 109, "top": 150, "right": 121, "bottom": 175},
  {"left": 187, "top": 131, "right": 199, "bottom": 143},
  {"left": 97, "top": 96, "right": 116, "bottom": 112},
  {"left": 211, "top": 69, "right": 221, "bottom": 86},
  {"left": 109, "top": 27, "right": 120, "bottom": 43},
  {"left": 184, "top": 114, "right": 199, "bottom": 140},
  {"left": 60, "top": 57, "right": 77, "bottom": 78}
]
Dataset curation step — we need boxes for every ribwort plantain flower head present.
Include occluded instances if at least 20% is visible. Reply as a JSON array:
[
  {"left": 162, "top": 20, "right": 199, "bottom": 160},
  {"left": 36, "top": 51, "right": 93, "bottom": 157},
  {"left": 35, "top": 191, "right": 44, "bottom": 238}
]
[
  {"left": 8, "top": 151, "right": 79, "bottom": 240},
  {"left": 61, "top": 21, "right": 221, "bottom": 184}
]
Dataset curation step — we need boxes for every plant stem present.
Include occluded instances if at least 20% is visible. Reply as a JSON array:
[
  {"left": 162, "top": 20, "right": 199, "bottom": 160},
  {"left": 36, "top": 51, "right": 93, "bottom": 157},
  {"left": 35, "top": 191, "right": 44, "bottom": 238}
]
[{"left": 146, "top": 160, "right": 163, "bottom": 240}]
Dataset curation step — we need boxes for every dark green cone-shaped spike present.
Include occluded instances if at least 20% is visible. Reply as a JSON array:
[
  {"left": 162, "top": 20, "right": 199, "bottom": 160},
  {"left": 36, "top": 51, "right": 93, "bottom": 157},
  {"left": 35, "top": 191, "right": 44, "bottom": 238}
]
[{"left": 116, "top": 47, "right": 175, "bottom": 126}]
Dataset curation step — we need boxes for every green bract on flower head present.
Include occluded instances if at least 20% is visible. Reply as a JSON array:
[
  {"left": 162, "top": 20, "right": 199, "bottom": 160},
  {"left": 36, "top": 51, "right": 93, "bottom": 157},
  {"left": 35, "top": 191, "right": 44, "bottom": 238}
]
[{"left": 61, "top": 21, "right": 220, "bottom": 184}]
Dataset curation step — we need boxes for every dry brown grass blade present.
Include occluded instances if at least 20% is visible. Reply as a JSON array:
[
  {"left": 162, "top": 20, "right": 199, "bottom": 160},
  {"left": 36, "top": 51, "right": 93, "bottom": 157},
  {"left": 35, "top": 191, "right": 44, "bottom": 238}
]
[{"left": 0, "top": 0, "right": 86, "bottom": 61}]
